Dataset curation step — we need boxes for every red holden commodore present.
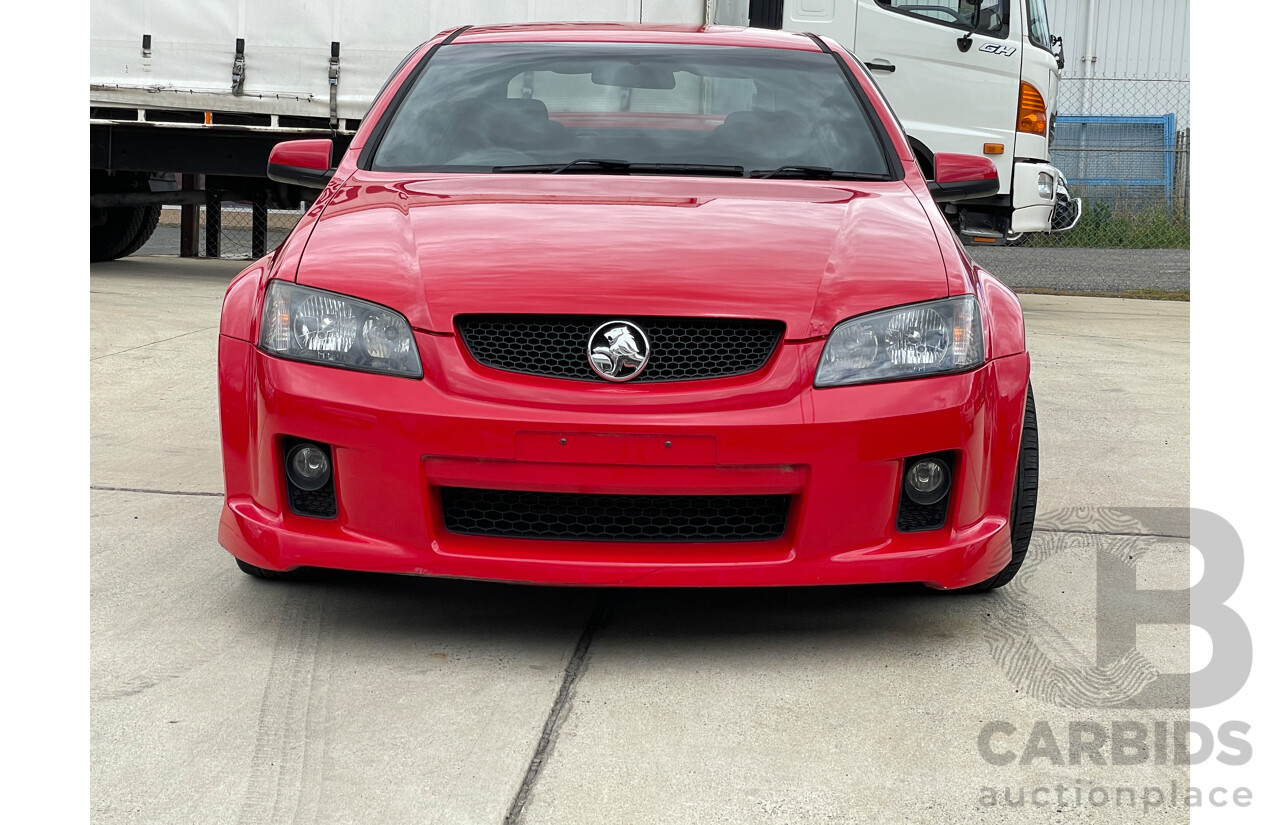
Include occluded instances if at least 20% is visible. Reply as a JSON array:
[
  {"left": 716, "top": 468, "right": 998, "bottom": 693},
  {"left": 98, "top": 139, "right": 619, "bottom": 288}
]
[{"left": 218, "top": 23, "right": 1038, "bottom": 591}]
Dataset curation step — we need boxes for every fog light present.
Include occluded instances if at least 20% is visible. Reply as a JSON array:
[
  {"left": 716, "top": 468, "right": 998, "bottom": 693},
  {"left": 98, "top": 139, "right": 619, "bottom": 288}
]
[
  {"left": 286, "top": 443, "right": 331, "bottom": 492},
  {"left": 905, "top": 458, "right": 950, "bottom": 505}
]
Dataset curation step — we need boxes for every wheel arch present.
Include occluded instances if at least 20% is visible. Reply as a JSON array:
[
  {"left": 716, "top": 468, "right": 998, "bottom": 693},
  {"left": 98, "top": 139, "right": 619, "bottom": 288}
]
[
  {"left": 221, "top": 257, "right": 273, "bottom": 341},
  {"left": 977, "top": 268, "right": 1026, "bottom": 360}
]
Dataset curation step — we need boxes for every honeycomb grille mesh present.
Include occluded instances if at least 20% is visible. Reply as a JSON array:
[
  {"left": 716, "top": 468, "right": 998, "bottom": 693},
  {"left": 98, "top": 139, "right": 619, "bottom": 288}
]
[
  {"left": 456, "top": 315, "right": 784, "bottom": 382},
  {"left": 896, "top": 497, "right": 948, "bottom": 532},
  {"left": 440, "top": 488, "right": 791, "bottom": 542},
  {"left": 287, "top": 477, "right": 337, "bottom": 519}
]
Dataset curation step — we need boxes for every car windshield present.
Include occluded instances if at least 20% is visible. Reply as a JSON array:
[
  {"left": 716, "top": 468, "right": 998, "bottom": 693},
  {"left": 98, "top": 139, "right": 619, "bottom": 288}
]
[{"left": 371, "top": 42, "right": 894, "bottom": 179}]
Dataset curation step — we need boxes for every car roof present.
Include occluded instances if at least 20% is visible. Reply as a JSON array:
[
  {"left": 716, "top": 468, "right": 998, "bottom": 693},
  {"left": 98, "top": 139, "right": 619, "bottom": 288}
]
[{"left": 451, "top": 23, "right": 824, "bottom": 52}]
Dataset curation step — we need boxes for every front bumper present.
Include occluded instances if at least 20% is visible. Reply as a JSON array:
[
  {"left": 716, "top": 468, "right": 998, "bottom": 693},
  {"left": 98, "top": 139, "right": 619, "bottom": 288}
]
[
  {"left": 218, "top": 335, "right": 1030, "bottom": 589},
  {"left": 1010, "top": 160, "right": 1070, "bottom": 234}
]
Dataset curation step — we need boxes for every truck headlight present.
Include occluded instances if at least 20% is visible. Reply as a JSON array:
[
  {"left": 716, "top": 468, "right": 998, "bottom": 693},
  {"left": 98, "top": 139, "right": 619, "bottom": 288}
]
[
  {"left": 1038, "top": 172, "right": 1055, "bottom": 200},
  {"left": 815, "top": 296, "right": 984, "bottom": 387},
  {"left": 259, "top": 281, "right": 423, "bottom": 378}
]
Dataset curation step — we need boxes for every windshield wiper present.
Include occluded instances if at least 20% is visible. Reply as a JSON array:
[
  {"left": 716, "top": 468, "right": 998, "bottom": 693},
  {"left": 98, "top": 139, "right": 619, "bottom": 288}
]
[
  {"left": 492, "top": 159, "right": 746, "bottom": 177},
  {"left": 749, "top": 166, "right": 893, "bottom": 181},
  {"left": 491, "top": 160, "right": 881, "bottom": 180},
  {"left": 492, "top": 158, "right": 628, "bottom": 174}
]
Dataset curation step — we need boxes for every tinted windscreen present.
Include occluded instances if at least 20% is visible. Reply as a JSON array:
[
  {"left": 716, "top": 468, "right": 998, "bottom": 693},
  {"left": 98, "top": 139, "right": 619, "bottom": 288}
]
[{"left": 371, "top": 42, "right": 893, "bottom": 177}]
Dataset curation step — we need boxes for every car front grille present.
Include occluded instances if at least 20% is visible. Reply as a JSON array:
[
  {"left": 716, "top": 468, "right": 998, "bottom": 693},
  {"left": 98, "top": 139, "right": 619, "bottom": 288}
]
[
  {"left": 440, "top": 487, "right": 791, "bottom": 542},
  {"left": 455, "top": 315, "right": 784, "bottom": 382}
]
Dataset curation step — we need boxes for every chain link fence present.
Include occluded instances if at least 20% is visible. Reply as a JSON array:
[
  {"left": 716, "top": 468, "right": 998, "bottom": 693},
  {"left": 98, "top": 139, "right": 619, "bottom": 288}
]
[
  {"left": 156, "top": 202, "right": 304, "bottom": 259},
  {"left": 1021, "top": 75, "right": 1189, "bottom": 249},
  {"left": 197, "top": 201, "right": 304, "bottom": 259}
]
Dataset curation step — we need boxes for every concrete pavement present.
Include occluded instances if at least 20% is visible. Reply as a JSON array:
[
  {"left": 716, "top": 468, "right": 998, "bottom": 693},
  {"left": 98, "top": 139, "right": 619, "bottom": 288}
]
[{"left": 91, "top": 257, "right": 1191, "bottom": 824}]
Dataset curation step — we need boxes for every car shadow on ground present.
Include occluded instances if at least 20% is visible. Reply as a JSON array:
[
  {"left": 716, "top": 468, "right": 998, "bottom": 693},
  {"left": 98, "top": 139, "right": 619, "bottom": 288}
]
[{"left": 232, "top": 567, "right": 985, "bottom": 654}]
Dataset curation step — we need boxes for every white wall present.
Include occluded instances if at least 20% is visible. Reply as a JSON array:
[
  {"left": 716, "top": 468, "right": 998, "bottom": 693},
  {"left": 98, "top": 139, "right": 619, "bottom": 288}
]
[
  {"left": 1049, "top": 0, "right": 1189, "bottom": 80},
  {"left": 1048, "top": 0, "right": 1189, "bottom": 126}
]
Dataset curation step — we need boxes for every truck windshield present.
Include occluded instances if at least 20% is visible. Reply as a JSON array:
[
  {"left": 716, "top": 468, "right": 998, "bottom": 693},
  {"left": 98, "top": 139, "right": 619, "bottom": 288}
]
[{"left": 370, "top": 42, "right": 894, "bottom": 179}]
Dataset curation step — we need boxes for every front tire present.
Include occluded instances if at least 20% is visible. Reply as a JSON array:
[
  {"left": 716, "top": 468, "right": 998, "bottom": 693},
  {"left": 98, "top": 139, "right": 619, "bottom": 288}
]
[
  {"left": 959, "top": 383, "right": 1039, "bottom": 592},
  {"left": 235, "top": 558, "right": 295, "bottom": 581}
]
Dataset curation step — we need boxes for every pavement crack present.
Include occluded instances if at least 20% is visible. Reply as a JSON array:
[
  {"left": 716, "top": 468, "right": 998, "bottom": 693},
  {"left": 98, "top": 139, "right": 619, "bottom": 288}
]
[
  {"left": 91, "top": 324, "right": 219, "bottom": 361},
  {"left": 503, "top": 595, "right": 613, "bottom": 825},
  {"left": 91, "top": 485, "right": 222, "bottom": 498},
  {"left": 1032, "top": 331, "right": 1190, "bottom": 344},
  {"left": 1033, "top": 527, "right": 1190, "bottom": 540}
]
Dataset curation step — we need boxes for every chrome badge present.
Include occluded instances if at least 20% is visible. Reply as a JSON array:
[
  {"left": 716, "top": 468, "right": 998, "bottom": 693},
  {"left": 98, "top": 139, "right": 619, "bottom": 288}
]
[{"left": 587, "top": 321, "right": 650, "bottom": 382}]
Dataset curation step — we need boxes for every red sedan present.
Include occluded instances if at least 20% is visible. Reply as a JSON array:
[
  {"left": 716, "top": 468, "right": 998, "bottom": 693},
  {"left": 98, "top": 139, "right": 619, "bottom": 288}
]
[{"left": 218, "top": 24, "right": 1037, "bottom": 591}]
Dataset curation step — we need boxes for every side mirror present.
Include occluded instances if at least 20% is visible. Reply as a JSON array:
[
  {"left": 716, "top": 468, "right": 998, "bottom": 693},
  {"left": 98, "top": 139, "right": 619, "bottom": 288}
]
[
  {"left": 267, "top": 139, "right": 334, "bottom": 189},
  {"left": 928, "top": 153, "right": 1000, "bottom": 203}
]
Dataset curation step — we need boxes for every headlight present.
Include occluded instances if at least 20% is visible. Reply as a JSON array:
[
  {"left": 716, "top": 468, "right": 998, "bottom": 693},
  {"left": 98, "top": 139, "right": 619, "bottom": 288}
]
[
  {"left": 815, "top": 296, "right": 984, "bottom": 387},
  {"left": 1038, "top": 171, "right": 1056, "bottom": 200},
  {"left": 259, "top": 281, "right": 423, "bottom": 378}
]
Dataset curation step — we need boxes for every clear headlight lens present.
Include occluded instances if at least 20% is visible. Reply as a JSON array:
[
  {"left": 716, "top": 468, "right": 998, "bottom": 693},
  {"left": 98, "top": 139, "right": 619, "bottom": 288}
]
[
  {"left": 815, "top": 296, "right": 984, "bottom": 387},
  {"left": 259, "top": 281, "right": 422, "bottom": 378},
  {"left": 1038, "top": 171, "right": 1056, "bottom": 199}
]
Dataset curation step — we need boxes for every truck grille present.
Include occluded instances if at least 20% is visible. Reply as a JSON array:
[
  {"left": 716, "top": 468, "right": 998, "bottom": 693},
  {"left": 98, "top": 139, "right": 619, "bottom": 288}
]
[
  {"left": 440, "top": 488, "right": 790, "bottom": 542},
  {"left": 455, "top": 315, "right": 784, "bottom": 382}
]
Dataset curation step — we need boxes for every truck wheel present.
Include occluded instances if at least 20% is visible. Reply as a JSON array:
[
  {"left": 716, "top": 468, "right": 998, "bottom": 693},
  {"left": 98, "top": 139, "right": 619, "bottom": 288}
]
[
  {"left": 91, "top": 171, "right": 163, "bottom": 262},
  {"left": 91, "top": 204, "right": 161, "bottom": 262},
  {"left": 957, "top": 384, "right": 1039, "bottom": 592},
  {"left": 115, "top": 204, "right": 162, "bottom": 257}
]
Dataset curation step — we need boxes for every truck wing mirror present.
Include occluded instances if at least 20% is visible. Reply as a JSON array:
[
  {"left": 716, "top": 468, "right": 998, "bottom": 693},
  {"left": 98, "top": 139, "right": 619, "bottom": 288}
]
[
  {"left": 267, "top": 139, "right": 334, "bottom": 189},
  {"left": 928, "top": 153, "right": 1000, "bottom": 203}
]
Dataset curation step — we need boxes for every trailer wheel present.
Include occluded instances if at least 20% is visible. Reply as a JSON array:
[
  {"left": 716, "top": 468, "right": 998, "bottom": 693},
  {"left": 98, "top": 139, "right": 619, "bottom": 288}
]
[
  {"left": 90, "top": 171, "right": 163, "bottom": 262},
  {"left": 91, "top": 204, "right": 161, "bottom": 262}
]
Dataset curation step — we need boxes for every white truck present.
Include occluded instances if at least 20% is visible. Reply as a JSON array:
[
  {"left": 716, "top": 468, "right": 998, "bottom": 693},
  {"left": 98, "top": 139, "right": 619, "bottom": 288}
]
[
  {"left": 90, "top": 0, "right": 1076, "bottom": 260},
  {"left": 746, "top": 0, "right": 1080, "bottom": 242}
]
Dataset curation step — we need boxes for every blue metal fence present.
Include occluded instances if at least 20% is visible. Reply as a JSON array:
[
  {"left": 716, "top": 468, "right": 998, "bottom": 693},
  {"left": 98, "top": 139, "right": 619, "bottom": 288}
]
[{"left": 1050, "top": 114, "right": 1177, "bottom": 203}]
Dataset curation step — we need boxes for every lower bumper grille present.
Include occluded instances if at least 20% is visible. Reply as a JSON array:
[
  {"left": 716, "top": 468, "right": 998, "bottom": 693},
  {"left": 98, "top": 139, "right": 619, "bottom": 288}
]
[{"left": 440, "top": 488, "right": 790, "bottom": 542}]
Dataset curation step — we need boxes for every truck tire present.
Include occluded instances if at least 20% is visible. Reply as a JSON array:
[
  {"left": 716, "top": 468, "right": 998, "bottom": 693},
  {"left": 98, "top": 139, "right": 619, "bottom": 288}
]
[
  {"left": 91, "top": 204, "right": 161, "bottom": 262},
  {"left": 115, "top": 204, "right": 162, "bottom": 257},
  {"left": 90, "top": 171, "right": 162, "bottom": 262}
]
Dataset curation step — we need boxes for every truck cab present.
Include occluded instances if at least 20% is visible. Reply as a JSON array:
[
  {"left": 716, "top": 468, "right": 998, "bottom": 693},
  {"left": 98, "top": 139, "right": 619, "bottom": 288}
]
[{"left": 739, "top": 0, "right": 1078, "bottom": 239}]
